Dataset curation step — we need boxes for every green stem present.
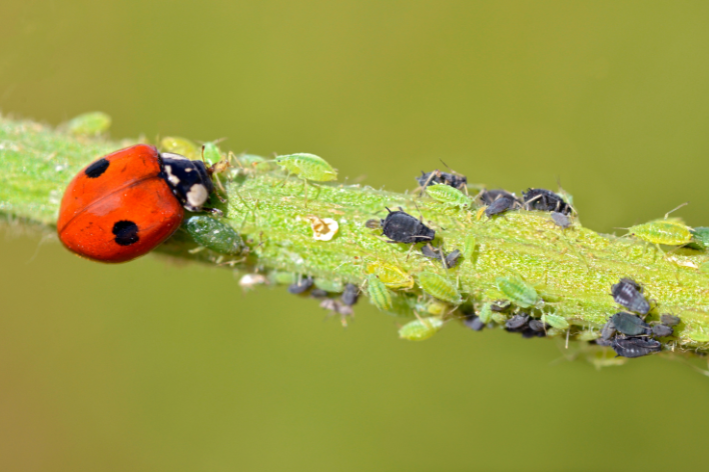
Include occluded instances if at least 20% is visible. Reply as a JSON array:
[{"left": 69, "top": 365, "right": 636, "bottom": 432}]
[{"left": 2, "top": 113, "right": 709, "bottom": 359}]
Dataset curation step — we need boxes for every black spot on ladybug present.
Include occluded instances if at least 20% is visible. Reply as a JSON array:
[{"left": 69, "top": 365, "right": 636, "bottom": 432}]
[
  {"left": 84, "top": 158, "right": 110, "bottom": 178},
  {"left": 113, "top": 220, "right": 140, "bottom": 246}
]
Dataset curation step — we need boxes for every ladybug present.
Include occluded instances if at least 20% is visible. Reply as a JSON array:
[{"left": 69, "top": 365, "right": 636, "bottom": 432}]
[{"left": 57, "top": 144, "right": 221, "bottom": 263}]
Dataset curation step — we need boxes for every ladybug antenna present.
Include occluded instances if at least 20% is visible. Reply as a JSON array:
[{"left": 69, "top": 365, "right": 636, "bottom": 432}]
[{"left": 664, "top": 202, "right": 689, "bottom": 220}]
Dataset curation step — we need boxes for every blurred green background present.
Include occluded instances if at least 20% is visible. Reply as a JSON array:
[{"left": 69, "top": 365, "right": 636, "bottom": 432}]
[{"left": 2, "top": 1, "right": 709, "bottom": 471}]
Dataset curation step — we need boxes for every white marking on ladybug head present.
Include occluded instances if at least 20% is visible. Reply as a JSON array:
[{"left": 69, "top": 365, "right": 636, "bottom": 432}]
[
  {"left": 161, "top": 152, "right": 189, "bottom": 161},
  {"left": 186, "top": 183, "right": 209, "bottom": 209},
  {"left": 164, "top": 165, "right": 180, "bottom": 186}
]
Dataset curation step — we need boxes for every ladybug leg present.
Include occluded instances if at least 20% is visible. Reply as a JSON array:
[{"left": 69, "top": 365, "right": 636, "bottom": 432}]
[{"left": 203, "top": 207, "right": 224, "bottom": 217}]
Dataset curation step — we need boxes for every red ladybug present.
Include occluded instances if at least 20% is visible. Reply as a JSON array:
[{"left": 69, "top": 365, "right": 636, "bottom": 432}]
[{"left": 57, "top": 144, "right": 218, "bottom": 263}]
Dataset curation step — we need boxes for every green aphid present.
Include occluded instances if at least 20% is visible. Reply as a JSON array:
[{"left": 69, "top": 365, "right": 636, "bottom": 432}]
[
  {"left": 628, "top": 219, "right": 693, "bottom": 246},
  {"left": 160, "top": 136, "right": 199, "bottom": 160},
  {"left": 183, "top": 216, "right": 243, "bottom": 255},
  {"left": 545, "top": 327, "right": 566, "bottom": 337},
  {"left": 416, "top": 272, "right": 463, "bottom": 305},
  {"left": 478, "top": 302, "right": 494, "bottom": 324},
  {"left": 491, "top": 312, "right": 508, "bottom": 325},
  {"left": 398, "top": 317, "right": 444, "bottom": 341},
  {"left": 275, "top": 153, "right": 338, "bottom": 182},
  {"left": 367, "top": 274, "right": 394, "bottom": 312},
  {"left": 366, "top": 261, "right": 414, "bottom": 289},
  {"left": 415, "top": 299, "right": 450, "bottom": 316},
  {"left": 495, "top": 276, "right": 540, "bottom": 309},
  {"left": 202, "top": 141, "right": 225, "bottom": 166},
  {"left": 462, "top": 235, "right": 477, "bottom": 262},
  {"left": 541, "top": 313, "right": 570, "bottom": 330},
  {"left": 314, "top": 278, "right": 344, "bottom": 293},
  {"left": 425, "top": 183, "right": 471, "bottom": 209},
  {"left": 269, "top": 271, "right": 298, "bottom": 285},
  {"left": 576, "top": 329, "right": 600, "bottom": 342},
  {"left": 66, "top": 112, "right": 111, "bottom": 136},
  {"left": 688, "top": 227, "right": 709, "bottom": 250}
]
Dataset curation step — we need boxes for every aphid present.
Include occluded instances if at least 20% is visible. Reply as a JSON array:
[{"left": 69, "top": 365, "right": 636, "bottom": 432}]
[
  {"left": 611, "top": 278, "right": 650, "bottom": 315},
  {"left": 398, "top": 317, "right": 445, "bottom": 341},
  {"left": 491, "top": 312, "right": 508, "bottom": 325},
  {"left": 628, "top": 219, "right": 693, "bottom": 247},
  {"left": 310, "top": 289, "right": 329, "bottom": 298},
  {"left": 505, "top": 314, "right": 530, "bottom": 331},
  {"left": 528, "top": 319, "right": 546, "bottom": 333},
  {"left": 522, "top": 188, "right": 571, "bottom": 215},
  {"left": 288, "top": 276, "right": 314, "bottom": 294},
  {"left": 522, "top": 327, "right": 545, "bottom": 338},
  {"left": 366, "top": 274, "right": 394, "bottom": 312},
  {"left": 425, "top": 183, "right": 471, "bottom": 209},
  {"left": 320, "top": 299, "right": 354, "bottom": 327},
  {"left": 269, "top": 271, "right": 297, "bottom": 285},
  {"left": 416, "top": 299, "right": 450, "bottom": 316},
  {"left": 495, "top": 276, "right": 540, "bottom": 309},
  {"left": 464, "top": 315, "right": 485, "bottom": 331},
  {"left": 380, "top": 207, "right": 435, "bottom": 244},
  {"left": 314, "top": 279, "right": 344, "bottom": 293},
  {"left": 416, "top": 272, "right": 463, "bottom": 304},
  {"left": 160, "top": 136, "right": 199, "bottom": 160},
  {"left": 421, "top": 244, "right": 442, "bottom": 260},
  {"left": 239, "top": 273, "right": 268, "bottom": 290},
  {"left": 491, "top": 300, "right": 512, "bottom": 312},
  {"left": 610, "top": 312, "right": 649, "bottom": 336},
  {"left": 479, "top": 189, "right": 516, "bottom": 206},
  {"left": 420, "top": 245, "right": 461, "bottom": 269},
  {"left": 688, "top": 227, "right": 709, "bottom": 250},
  {"left": 660, "top": 314, "right": 681, "bottom": 327},
  {"left": 416, "top": 170, "right": 467, "bottom": 190},
  {"left": 304, "top": 215, "right": 339, "bottom": 241},
  {"left": 443, "top": 249, "right": 462, "bottom": 269},
  {"left": 688, "top": 329, "right": 709, "bottom": 343},
  {"left": 341, "top": 283, "right": 360, "bottom": 306},
  {"left": 541, "top": 313, "right": 570, "bottom": 330},
  {"left": 365, "top": 219, "right": 381, "bottom": 229},
  {"left": 650, "top": 324, "right": 674, "bottom": 337},
  {"left": 183, "top": 215, "right": 243, "bottom": 255},
  {"left": 576, "top": 330, "right": 600, "bottom": 342},
  {"left": 485, "top": 194, "right": 517, "bottom": 217},
  {"left": 551, "top": 212, "right": 571, "bottom": 229},
  {"left": 275, "top": 153, "right": 338, "bottom": 205},
  {"left": 66, "top": 111, "right": 111, "bottom": 136},
  {"left": 366, "top": 261, "right": 414, "bottom": 289},
  {"left": 601, "top": 320, "right": 616, "bottom": 340},
  {"left": 57, "top": 145, "right": 221, "bottom": 263},
  {"left": 462, "top": 235, "right": 477, "bottom": 262},
  {"left": 611, "top": 337, "right": 662, "bottom": 358},
  {"left": 478, "top": 303, "right": 494, "bottom": 324},
  {"left": 202, "top": 141, "right": 225, "bottom": 165}
]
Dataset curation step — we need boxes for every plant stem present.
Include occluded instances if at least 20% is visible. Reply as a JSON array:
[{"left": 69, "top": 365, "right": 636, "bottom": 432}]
[{"left": 2, "top": 113, "right": 709, "bottom": 359}]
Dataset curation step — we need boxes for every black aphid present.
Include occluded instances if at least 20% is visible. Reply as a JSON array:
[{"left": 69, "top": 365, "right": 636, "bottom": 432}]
[
  {"left": 341, "top": 283, "right": 360, "bottom": 306},
  {"left": 505, "top": 314, "right": 530, "bottom": 331},
  {"left": 551, "top": 212, "right": 571, "bottom": 229},
  {"left": 601, "top": 320, "right": 616, "bottom": 340},
  {"left": 478, "top": 189, "right": 515, "bottom": 205},
  {"left": 485, "top": 194, "right": 518, "bottom": 217},
  {"left": 521, "top": 328, "right": 545, "bottom": 338},
  {"left": 651, "top": 324, "right": 674, "bottom": 338},
  {"left": 661, "top": 314, "right": 681, "bottom": 327},
  {"left": 464, "top": 315, "right": 485, "bottom": 331},
  {"left": 611, "top": 337, "right": 662, "bottom": 358},
  {"left": 421, "top": 244, "right": 442, "bottom": 260},
  {"left": 444, "top": 249, "right": 461, "bottom": 268},
  {"left": 491, "top": 300, "right": 512, "bottom": 312},
  {"left": 610, "top": 312, "right": 649, "bottom": 336},
  {"left": 310, "top": 289, "right": 329, "bottom": 298},
  {"left": 528, "top": 319, "right": 546, "bottom": 332},
  {"left": 416, "top": 170, "right": 467, "bottom": 190},
  {"left": 380, "top": 207, "right": 435, "bottom": 244},
  {"left": 522, "top": 188, "right": 572, "bottom": 215},
  {"left": 611, "top": 278, "right": 650, "bottom": 315},
  {"left": 288, "top": 276, "right": 314, "bottom": 295}
]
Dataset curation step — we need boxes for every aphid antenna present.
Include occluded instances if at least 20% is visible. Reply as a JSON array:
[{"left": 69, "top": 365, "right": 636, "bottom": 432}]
[
  {"left": 664, "top": 202, "right": 689, "bottom": 220},
  {"left": 565, "top": 328, "right": 570, "bottom": 349},
  {"left": 522, "top": 193, "right": 543, "bottom": 210}
]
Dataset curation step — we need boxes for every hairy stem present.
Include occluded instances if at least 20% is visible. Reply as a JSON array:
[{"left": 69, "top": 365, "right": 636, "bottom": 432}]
[{"left": 2, "top": 113, "right": 709, "bottom": 360}]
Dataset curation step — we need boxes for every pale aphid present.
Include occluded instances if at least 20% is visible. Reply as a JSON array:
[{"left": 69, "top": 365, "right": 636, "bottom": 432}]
[
  {"left": 275, "top": 153, "right": 338, "bottom": 206},
  {"left": 416, "top": 272, "right": 463, "bottom": 305},
  {"left": 576, "top": 329, "right": 600, "bottom": 342},
  {"left": 541, "top": 313, "right": 570, "bottom": 330},
  {"left": 66, "top": 111, "right": 111, "bottom": 136},
  {"left": 688, "top": 329, "right": 709, "bottom": 344},
  {"left": 478, "top": 302, "right": 494, "bottom": 324},
  {"left": 366, "top": 261, "right": 414, "bottom": 289},
  {"left": 495, "top": 276, "right": 541, "bottom": 309},
  {"left": 425, "top": 183, "right": 472, "bottom": 209},
  {"left": 398, "top": 317, "right": 445, "bottom": 341},
  {"left": 366, "top": 273, "right": 394, "bottom": 312},
  {"left": 628, "top": 219, "right": 693, "bottom": 246},
  {"left": 161, "top": 136, "right": 200, "bottom": 160},
  {"left": 462, "top": 235, "right": 477, "bottom": 262},
  {"left": 414, "top": 299, "right": 451, "bottom": 316}
]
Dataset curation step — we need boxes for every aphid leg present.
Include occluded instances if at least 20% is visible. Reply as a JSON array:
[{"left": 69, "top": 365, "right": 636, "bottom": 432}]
[
  {"left": 188, "top": 246, "right": 206, "bottom": 254},
  {"left": 274, "top": 171, "right": 292, "bottom": 188},
  {"left": 565, "top": 328, "right": 570, "bottom": 349}
]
